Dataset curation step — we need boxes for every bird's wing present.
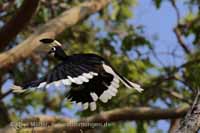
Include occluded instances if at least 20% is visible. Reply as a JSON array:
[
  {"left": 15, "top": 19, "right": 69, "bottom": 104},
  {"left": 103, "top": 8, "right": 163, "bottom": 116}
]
[
  {"left": 11, "top": 55, "right": 103, "bottom": 93},
  {"left": 45, "top": 61, "right": 101, "bottom": 87},
  {"left": 11, "top": 57, "right": 102, "bottom": 94},
  {"left": 11, "top": 54, "right": 143, "bottom": 111}
]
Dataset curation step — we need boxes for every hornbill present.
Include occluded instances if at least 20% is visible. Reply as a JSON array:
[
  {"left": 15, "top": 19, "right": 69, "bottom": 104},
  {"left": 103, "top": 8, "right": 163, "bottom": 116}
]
[{"left": 11, "top": 38, "right": 143, "bottom": 111}]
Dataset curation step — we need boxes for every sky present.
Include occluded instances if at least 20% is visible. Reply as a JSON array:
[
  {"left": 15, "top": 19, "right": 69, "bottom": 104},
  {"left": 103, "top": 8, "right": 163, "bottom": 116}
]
[
  {"left": 0, "top": 0, "right": 197, "bottom": 132},
  {"left": 131, "top": 0, "right": 188, "bottom": 67}
]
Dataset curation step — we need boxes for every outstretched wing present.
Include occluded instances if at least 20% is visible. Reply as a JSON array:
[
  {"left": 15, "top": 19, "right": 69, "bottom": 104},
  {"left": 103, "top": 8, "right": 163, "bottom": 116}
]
[
  {"left": 11, "top": 54, "right": 104, "bottom": 94},
  {"left": 12, "top": 54, "right": 143, "bottom": 111},
  {"left": 45, "top": 54, "right": 104, "bottom": 88}
]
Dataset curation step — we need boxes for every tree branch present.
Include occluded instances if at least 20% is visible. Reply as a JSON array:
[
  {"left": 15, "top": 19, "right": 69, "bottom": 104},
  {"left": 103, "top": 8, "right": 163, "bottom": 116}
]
[
  {"left": 163, "top": 88, "right": 192, "bottom": 104},
  {"left": 174, "top": 27, "right": 191, "bottom": 54},
  {"left": 0, "top": 90, "right": 12, "bottom": 100},
  {"left": 174, "top": 89, "right": 200, "bottom": 133},
  {"left": 170, "top": 0, "right": 191, "bottom": 54},
  {"left": 1, "top": 106, "right": 189, "bottom": 133},
  {"left": 170, "top": 0, "right": 180, "bottom": 23},
  {"left": 0, "top": 0, "right": 111, "bottom": 70},
  {"left": 169, "top": 119, "right": 181, "bottom": 133},
  {"left": 0, "top": 0, "right": 40, "bottom": 48}
]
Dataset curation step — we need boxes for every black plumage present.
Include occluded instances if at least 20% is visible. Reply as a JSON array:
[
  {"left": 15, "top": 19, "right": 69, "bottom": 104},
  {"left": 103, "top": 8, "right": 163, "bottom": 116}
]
[{"left": 11, "top": 38, "right": 143, "bottom": 111}]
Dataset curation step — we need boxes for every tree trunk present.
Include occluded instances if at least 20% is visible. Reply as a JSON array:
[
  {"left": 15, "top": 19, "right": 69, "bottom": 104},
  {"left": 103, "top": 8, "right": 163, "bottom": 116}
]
[{"left": 174, "top": 89, "right": 200, "bottom": 133}]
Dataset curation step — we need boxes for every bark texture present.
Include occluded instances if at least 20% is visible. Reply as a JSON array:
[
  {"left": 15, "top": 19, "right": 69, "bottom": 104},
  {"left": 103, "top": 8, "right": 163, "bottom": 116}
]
[
  {"left": 0, "top": 106, "right": 189, "bottom": 133},
  {"left": 174, "top": 89, "right": 200, "bottom": 133}
]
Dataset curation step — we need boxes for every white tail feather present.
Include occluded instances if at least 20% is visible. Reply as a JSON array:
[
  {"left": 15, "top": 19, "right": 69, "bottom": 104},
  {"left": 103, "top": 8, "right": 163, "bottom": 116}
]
[
  {"left": 126, "top": 79, "right": 143, "bottom": 92},
  {"left": 118, "top": 77, "right": 143, "bottom": 92},
  {"left": 11, "top": 85, "right": 26, "bottom": 93},
  {"left": 102, "top": 63, "right": 144, "bottom": 92}
]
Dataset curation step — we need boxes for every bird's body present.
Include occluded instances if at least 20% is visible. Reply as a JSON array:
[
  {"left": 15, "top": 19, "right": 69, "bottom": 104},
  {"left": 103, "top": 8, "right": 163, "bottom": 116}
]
[{"left": 12, "top": 39, "right": 143, "bottom": 111}]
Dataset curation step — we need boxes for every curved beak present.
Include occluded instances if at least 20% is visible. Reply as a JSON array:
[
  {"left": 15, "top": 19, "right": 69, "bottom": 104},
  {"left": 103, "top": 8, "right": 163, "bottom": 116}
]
[
  {"left": 36, "top": 38, "right": 62, "bottom": 54},
  {"left": 36, "top": 44, "right": 51, "bottom": 53},
  {"left": 36, "top": 38, "right": 53, "bottom": 53}
]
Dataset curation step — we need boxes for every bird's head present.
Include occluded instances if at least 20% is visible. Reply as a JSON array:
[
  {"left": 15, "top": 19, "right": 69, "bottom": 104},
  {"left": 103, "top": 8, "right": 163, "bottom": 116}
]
[{"left": 39, "top": 38, "right": 67, "bottom": 60}]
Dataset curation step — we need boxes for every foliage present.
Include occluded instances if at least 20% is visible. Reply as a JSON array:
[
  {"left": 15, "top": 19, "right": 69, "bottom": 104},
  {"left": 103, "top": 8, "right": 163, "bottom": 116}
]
[{"left": 0, "top": 0, "right": 200, "bottom": 132}]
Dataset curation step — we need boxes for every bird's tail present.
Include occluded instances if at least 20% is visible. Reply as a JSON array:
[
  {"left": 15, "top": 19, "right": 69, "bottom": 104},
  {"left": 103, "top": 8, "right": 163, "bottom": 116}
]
[
  {"left": 11, "top": 85, "right": 31, "bottom": 94},
  {"left": 113, "top": 69, "right": 143, "bottom": 92},
  {"left": 102, "top": 63, "right": 143, "bottom": 92},
  {"left": 118, "top": 75, "right": 143, "bottom": 92}
]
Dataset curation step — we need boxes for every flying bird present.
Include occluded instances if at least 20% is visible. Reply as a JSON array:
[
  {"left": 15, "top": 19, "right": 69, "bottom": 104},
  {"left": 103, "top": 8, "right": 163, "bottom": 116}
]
[{"left": 12, "top": 38, "right": 143, "bottom": 111}]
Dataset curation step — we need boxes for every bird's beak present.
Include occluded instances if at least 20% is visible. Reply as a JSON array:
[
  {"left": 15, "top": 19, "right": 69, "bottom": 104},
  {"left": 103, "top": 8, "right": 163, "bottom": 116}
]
[
  {"left": 36, "top": 44, "right": 51, "bottom": 53},
  {"left": 37, "top": 38, "right": 61, "bottom": 54},
  {"left": 36, "top": 39, "right": 53, "bottom": 53}
]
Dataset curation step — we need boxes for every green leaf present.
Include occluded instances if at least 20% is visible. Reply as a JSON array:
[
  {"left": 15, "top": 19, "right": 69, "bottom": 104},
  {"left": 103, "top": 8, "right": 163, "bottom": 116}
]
[
  {"left": 121, "top": 34, "right": 152, "bottom": 51},
  {"left": 136, "top": 121, "right": 147, "bottom": 133},
  {"left": 111, "top": 1, "right": 120, "bottom": 20},
  {"left": 117, "top": 5, "right": 133, "bottom": 21},
  {"left": 15, "top": 0, "right": 23, "bottom": 8}
]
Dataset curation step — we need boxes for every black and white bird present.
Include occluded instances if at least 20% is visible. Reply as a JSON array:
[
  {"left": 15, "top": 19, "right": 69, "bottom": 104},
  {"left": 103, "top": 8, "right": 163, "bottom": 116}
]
[{"left": 12, "top": 38, "right": 143, "bottom": 111}]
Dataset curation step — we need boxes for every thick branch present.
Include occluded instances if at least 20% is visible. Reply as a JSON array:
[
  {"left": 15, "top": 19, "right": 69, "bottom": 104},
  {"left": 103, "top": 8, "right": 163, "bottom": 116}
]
[
  {"left": 1, "top": 106, "right": 189, "bottom": 133},
  {"left": 169, "top": 119, "right": 181, "bottom": 133},
  {"left": 0, "top": 0, "right": 111, "bottom": 70},
  {"left": 175, "top": 89, "right": 200, "bottom": 133},
  {"left": 0, "top": 0, "right": 40, "bottom": 48}
]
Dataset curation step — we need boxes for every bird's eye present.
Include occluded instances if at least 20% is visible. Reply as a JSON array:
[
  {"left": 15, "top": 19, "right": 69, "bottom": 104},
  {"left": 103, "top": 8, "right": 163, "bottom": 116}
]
[{"left": 51, "top": 47, "right": 56, "bottom": 51}]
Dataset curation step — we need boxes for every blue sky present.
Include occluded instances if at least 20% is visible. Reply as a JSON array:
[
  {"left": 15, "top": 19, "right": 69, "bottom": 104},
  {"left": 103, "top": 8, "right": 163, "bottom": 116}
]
[{"left": 131, "top": 0, "right": 187, "bottom": 67}]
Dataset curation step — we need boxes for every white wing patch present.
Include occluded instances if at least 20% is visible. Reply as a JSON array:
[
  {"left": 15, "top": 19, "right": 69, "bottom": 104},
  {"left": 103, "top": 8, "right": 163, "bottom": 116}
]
[
  {"left": 90, "top": 92, "right": 98, "bottom": 101},
  {"left": 90, "top": 72, "right": 98, "bottom": 76},
  {"left": 99, "top": 74, "right": 119, "bottom": 103},
  {"left": 76, "top": 101, "right": 97, "bottom": 111},
  {"left": 66, "top": 72, "right": 98, "bottom": 84},
  {"left": 67, "top": 76, "right": 76, "bottom": 83},
  {"left": 38, "top": 71, "right": 98, "bottom": 90},
  {"left": 77, "top": 75, "right": 89, "bottom": 82},
  {"left": 37, "top": 82, "right": 47, "bottom": 89},
  {"left": 77, "top": 102, "right": 82, "bottom": 108},
  {"left": 99, "top": 63, "right": 143, "bottom": 103},
  {"left": 61, "top": 79, "right": 71, "bottom": 85},
  {"left": 83, "top": 102, "right": 89, "bottom": 110},
  {"left": 90, "top": 102, "right": 96, "bottom": 111},
  {"left": 72, "top": 77, "right": 83, "bottom": 85},
  {"left": 99, "top": 91, "right": 110, "bottom": 103},
  {"left": 83, "top": 73, "right": 93, "bottom": 79},
  {"left": 102, "top": 63, "right": 143, "bottom": 92}
]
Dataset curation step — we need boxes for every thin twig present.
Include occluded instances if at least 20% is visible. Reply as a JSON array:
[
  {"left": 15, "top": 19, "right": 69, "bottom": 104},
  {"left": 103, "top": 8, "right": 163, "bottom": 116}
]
[
  {"left": 170, "top": 0, "right": 191, "bottom": 54},
  {"left": 0, "top": 90, "right": 12, "bottom": 100},
  {"left": 173, "top": 27, "right": 191, "bottom": 54}
]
